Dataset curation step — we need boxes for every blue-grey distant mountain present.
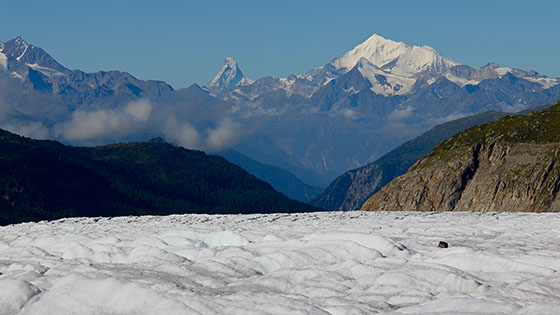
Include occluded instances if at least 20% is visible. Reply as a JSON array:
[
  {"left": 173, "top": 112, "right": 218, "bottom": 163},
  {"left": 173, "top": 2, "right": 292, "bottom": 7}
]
[
  {"left": 218, "top": 149, "right": 322, "bottom": 202},
  {"left": 208, "top": 34, "right": 559, "bottom": 184},
  {"left": 1, "top": 35, "right": 559, "bottom": 188},
  {"left": 0, "top": 37, "right": 173, "bottom": 120}
]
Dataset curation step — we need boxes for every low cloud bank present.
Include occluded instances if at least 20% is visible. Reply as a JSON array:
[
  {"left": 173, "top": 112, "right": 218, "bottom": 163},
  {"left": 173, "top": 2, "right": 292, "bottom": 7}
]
[{"left": 1, "top": 98, "right": 250, "bottom": 152}]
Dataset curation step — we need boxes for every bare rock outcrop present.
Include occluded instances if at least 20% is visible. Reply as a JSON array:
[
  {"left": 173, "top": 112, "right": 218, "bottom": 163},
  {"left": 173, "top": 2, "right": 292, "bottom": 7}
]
[{"left": 362, "top": 101, "right": 560, "bottom": 212}]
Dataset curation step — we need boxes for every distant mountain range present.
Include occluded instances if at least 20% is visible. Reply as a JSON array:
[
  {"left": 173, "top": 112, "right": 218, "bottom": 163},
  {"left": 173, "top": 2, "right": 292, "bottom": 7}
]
[
  {"left": 1, "top": 34, "right": 559, "bottom": 192},
  {"left": 204, "top": 34, "right": 560, "bottom": 185},
  {"left": 0, "top": 128, "right": 319, "bottom": 225},
  {"left": 0, "top": 37, "right": 172, "bottom": 113}
]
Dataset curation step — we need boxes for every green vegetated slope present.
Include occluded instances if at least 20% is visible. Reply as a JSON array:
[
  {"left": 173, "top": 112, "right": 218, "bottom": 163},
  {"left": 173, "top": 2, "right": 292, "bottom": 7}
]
[
  {"left": 363, "top": 100, "right": 560, "bottom": 212},
  {"left": 313, "top": 110, "right": 508, "bottom": 210},
  {"left": 0, "top": 129, "right": 319, "bottom": 225}
]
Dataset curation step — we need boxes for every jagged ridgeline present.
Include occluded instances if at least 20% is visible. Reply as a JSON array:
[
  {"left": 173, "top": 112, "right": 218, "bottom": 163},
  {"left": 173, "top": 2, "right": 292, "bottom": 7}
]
[
  {"left": 0, "top": 130, "right": 319, "bottom": 225},
  {"left": 362, "top": 100, "right": 560, "bottom": 212}
]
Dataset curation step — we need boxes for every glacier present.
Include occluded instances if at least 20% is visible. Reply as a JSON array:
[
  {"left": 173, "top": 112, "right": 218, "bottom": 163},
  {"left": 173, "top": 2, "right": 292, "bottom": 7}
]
[{"left": 1, "top": 211, "right": 560, "bottom": 314}]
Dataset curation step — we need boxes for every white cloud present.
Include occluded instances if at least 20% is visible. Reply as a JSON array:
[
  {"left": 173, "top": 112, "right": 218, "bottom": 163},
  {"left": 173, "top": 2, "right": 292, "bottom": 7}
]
[
  {"left": 1, "top": 121, "right": 50, "bottom": 139},
  {"left": 340, "top": 108, "right": 359, "bottom": 120},
  {"left": 54, "top": 109, "right": 136, "bottom": 141},
  {"left": 388, "top": 106, "right": 414, "bottom": 121},
  {"left": 161, "top": 116, "right": 201, "bottom": 150},
  {"left": 39, "top": 98, "right": 253, "bottom": 151},
  {"left": 53, "top": 100, "right": 155, "bottom": 143},
  {"left": 205, "top": 118, "right": 245, "bottom": 151},
  {"left": 125, "top": 99, "right": 152, "bottom": 122}
]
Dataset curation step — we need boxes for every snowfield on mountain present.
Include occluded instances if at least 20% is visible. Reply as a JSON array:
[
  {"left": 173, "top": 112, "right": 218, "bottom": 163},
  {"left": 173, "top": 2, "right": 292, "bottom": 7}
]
[{"left": 1, "top": 211, "right": 560, "bottom": 314}]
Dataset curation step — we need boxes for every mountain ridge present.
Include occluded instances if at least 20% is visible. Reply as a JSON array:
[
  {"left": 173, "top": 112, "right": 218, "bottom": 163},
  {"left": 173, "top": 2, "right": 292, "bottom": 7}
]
[
  {"left": 1, "top": 35, "right": 560, "bottom": 186},
  {"left": 213, "top": 34, "right": 557, "bottom": 99},
  {"left": 201, "top": 34, "right": 559, "bottom": 180},
  {"left": 362, "top": 100, "right": 560, "bottom": 212},
  {"left": 0, "top": 128, "right": 319, "bottom": 225}
]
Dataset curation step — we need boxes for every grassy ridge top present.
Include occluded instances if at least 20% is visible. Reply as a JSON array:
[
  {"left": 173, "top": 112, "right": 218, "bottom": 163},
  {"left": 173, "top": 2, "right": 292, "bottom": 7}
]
[{"left": 424, "top": 101, "right": 560, "bottom": 163}]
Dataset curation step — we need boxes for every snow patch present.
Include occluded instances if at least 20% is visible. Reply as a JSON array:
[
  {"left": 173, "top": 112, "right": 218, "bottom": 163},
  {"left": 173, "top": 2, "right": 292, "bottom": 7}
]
[
  {"left": 444, "top": 73, "right": 481, "bottom": 86},
  {"left": 16, "top": 43, "right": 28, "bottom": 61},
  {"left": 357, "top": 58, "right": 416, "bottom": 96},
  {"left": 0, "top": 52, "right": 7, "bottom": 70},
  {"left": 523, "top": 76, "right": 559, "bottom": 89},
  {"left": 494, "top": 66, "right": 511, "bottom": 76},
  {"left": 26, "top": 63, "right": 64, "bottom": 77},
  {"left": 322, "top": 77, "right": 334, "bottom": 85}
]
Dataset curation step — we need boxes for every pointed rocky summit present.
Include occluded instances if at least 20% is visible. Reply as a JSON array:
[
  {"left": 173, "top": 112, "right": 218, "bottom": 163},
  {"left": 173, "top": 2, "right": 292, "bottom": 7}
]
[{"left": 206, "top": 57, "right": 252, "bottom": 93}]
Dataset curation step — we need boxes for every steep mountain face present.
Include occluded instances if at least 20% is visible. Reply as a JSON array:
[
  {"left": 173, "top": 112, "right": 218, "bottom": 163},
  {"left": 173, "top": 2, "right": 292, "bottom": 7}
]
[
  {"left": 0, "top": 129, "right": 319, "bottom": 225},
  {"left": 205, "top": 57, "right": 252, "bottom": 93},
  {"left": 218, "top": 150, "right": 323, "bottom": 202},
  {"left": 362, "top": 101, "right": 560, "bottom": 212},
  {"left": 313, "top": 110, "right": 509, "bottom": 210}
]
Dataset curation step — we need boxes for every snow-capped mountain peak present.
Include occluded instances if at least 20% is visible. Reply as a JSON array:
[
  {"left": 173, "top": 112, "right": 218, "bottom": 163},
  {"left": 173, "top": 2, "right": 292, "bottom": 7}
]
[
  {"left": 1, "top": 36, "right": 69, "bottom": 76},
  {"left": 206, "top": 57, "right": 253, "bottom": 93},
  {"left": 330, "top": 34, "right": 457, "bottom": 77}
]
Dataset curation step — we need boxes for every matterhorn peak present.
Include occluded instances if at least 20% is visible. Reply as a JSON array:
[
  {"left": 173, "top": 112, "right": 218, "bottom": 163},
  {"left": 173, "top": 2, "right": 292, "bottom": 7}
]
[
  {"left": 206, "top": 57, "right": 252, "bottom": 93},
  {"left": 223, "top": 57, "right": 237, "bottom": 67}
]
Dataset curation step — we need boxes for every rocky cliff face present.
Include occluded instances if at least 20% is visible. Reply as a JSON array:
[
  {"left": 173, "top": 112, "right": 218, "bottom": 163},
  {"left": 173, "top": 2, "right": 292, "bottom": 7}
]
[
  {"left": 362, "top": 101, "right": 560, "bottom": 212},
  {"left": 313, "top": 110, "right": 508, "bottom": 210}
]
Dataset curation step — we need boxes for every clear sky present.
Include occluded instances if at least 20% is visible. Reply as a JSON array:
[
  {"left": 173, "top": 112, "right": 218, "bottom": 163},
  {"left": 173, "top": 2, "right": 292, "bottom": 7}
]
[{"left": 1, "top": 0, "right": 559, "bottom": 89}]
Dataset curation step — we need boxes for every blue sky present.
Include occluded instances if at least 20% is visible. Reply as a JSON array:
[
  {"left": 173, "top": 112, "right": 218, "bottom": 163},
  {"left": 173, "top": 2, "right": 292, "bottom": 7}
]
[{"left": 1, "top": 0, "right": 559, "bottom": 89}]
